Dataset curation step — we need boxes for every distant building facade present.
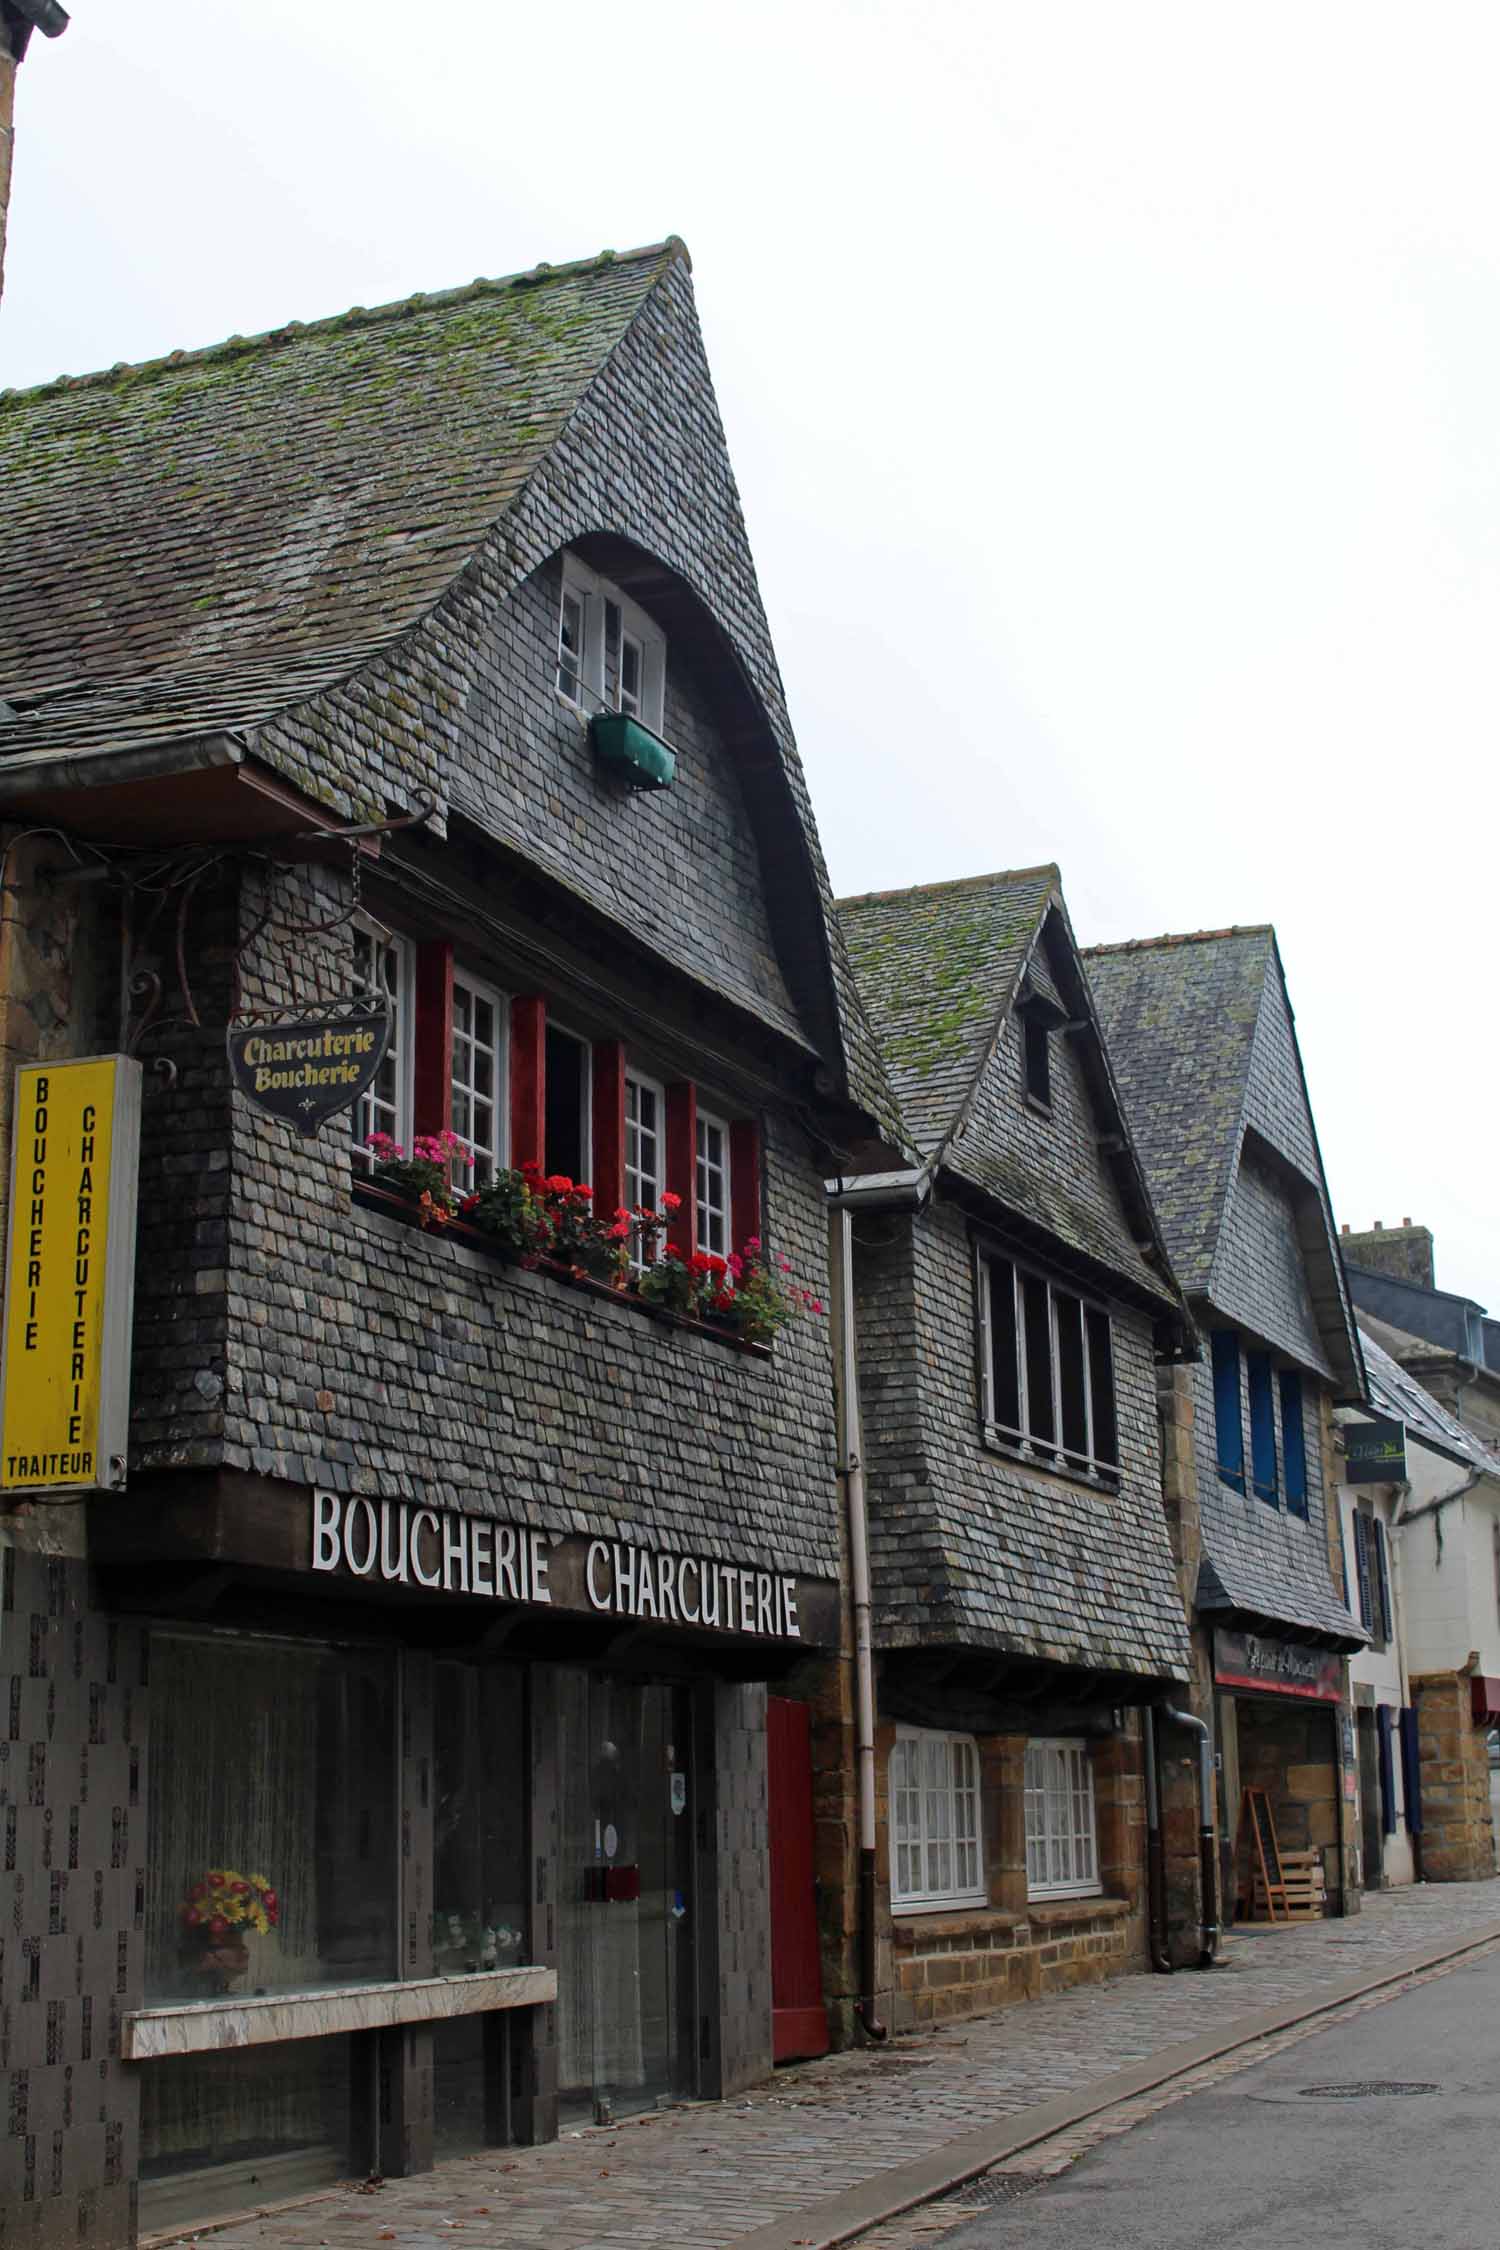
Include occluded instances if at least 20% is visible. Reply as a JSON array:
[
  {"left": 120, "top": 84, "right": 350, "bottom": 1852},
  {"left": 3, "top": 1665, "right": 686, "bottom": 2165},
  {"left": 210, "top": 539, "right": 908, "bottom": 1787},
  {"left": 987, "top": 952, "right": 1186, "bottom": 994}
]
[
  {"left": 1089, "top": 928, "right": 1368, "bottom": 1926},
  {"left": 819, "top": 869, "right": 1196, "bottom": 2033}
]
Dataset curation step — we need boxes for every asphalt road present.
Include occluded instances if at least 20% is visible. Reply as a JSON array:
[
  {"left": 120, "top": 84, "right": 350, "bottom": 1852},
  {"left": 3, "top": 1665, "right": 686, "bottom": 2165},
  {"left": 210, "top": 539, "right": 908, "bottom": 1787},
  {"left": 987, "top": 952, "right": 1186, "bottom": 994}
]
[{"left": 943, "top": 1949, "right": 1500, "bottom": 2250}]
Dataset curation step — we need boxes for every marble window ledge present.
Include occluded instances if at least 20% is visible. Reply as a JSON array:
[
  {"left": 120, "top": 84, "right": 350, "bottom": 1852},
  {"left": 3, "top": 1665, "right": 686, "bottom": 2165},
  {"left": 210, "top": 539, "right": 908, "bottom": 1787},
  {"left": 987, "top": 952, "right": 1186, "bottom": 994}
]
[{"left": 123, "top": 1964, "right": 557, "bottom": 2060}]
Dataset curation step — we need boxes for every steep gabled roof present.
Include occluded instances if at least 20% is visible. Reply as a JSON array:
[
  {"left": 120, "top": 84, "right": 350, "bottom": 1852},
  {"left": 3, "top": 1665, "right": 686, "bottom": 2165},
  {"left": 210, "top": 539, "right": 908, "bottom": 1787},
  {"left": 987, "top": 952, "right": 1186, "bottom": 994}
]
[
  {"left": 1085, "top": 927, "right": 1271, "bottom": 1293},
  {"left": 0, "top": 241, "right": 904, "bottom": 1135},
  {"left": 837, "top": 868, "right": 1185, "bottom": 1316},
  {"left": 1087, "top": 925, "right": 1362, "bottom": 1392},
  {"left": 0, "top": 243, "right": 681, "bottom": 762},
  {"left": 837, "top": 866, "right": 1057, "bottom": 1153}
]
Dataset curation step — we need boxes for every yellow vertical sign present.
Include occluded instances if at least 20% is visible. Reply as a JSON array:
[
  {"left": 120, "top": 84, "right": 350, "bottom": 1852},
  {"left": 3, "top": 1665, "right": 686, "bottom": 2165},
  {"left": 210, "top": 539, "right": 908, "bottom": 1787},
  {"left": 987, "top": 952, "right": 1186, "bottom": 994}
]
[{"left": 0, "top": 1056, "right": 141, "bottom": 1492}]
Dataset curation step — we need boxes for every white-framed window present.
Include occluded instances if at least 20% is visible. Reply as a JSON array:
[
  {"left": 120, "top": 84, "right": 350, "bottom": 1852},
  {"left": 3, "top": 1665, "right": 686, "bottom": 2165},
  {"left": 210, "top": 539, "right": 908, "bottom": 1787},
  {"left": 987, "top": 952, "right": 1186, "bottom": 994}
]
[
  {"left": 554, "top": 555, "right": 667, "bottom": 733},
  {"left": 1024, "top": 1739, "right": 1100, "bottom": 1899},
  {"left": 351, "top": 917, "right": 414, "bottom": 1169},
  {"left": 980, "top": 1253, "right": 1120, "bottom": 1480},
  {"left": 450, "top": 967, "right": 507, "bottom": 1187},
  {"left": 696, "top": 1110, "right": 730, "bottom": 1257},
  {"left": 890, "top": 1728, "right": 985, "bottom": 1912},
  {"left": 625, "top": 1071, "right": 665, "bottom": 1265}
]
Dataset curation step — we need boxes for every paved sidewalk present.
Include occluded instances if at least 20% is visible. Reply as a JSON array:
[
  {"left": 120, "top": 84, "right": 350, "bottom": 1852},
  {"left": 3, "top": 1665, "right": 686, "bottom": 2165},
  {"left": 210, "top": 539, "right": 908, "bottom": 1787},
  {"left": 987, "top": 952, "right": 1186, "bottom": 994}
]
[{"left": 160, "top": 1883, "right": 1500, "bottom": 2250}]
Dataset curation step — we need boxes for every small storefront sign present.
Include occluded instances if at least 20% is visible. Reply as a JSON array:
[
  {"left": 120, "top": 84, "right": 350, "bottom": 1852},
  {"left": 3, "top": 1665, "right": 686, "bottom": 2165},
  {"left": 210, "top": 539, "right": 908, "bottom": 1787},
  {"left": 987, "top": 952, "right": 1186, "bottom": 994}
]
[
  {"left": 227, "top": 999, "right": 390, "bottom": 1135},
  {"left": 1214, "top": 1627, "right": 1343, "bottom": 1702},
  {"left": 0, "top": 1056, "right": 141, "bottom": 1492},
  {"left": 309, "top": 1490, "right": 807, "bottom": 1641},
  {"left": 1345, "top": 1414, "right": 1407, "bottom": 1485}
]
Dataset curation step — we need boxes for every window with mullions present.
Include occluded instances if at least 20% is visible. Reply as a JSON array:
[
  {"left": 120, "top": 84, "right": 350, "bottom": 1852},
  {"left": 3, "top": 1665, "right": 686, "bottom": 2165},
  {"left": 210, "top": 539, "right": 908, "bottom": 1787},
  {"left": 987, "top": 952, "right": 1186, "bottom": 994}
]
[
  {"left": 350, "top": 920, "right": 413, "bottom": 1169},
  {"left": 1024, "top": 1739, "right": 1100, "bottom": 1899},
  {"left": 625, "top": 1071, "right": 665, "bottom": 1264},
  {"left": 450, "top": 968, "right": 507, "bottom": 1187},
  {"left": 982, "top": 1256, "right": 1119, "bottom": 1479},
  {"left": 554, "top": 557, "right": 666, "bottom": 732},
  {"left": 696, "top": 1110, "right": 730, "bottom": 1257},
  {"left": 890, "top": 1729, "right": 985, "bottom": 1911}
]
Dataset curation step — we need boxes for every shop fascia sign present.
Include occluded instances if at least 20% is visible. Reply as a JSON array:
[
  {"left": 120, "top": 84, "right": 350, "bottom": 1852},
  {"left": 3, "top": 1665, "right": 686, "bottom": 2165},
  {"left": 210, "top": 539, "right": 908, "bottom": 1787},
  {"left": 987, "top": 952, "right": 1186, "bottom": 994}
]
[
  {"left": 226, "top": 996, "right": 390, "bottom": 1135},
  {"left": 310, "top": 1489, "right": 804, "bottom": 1641},
  {"left": 0, "top": 1056, "right": 141, "bottom": 1494},
  {"left": 1344, "top": 1414, "right": 1407, "bottom": 1485},
  {"left": 1214, "top": 1626, "right": 1343, "bottom": 1702}
]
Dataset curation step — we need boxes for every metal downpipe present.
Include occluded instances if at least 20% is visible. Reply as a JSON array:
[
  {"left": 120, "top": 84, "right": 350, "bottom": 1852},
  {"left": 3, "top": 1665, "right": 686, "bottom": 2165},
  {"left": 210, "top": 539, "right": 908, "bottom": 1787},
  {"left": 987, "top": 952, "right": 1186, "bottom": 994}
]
[
  {"left": 831, "top": 1204, "right": 888, "bottom": 2041},
  {"left": 1142, "top": 1706, "right": 1174, "bottom": 1973},
  {"left": 1160, "top": 1704, "right": 1220, "bottom": 1966}
]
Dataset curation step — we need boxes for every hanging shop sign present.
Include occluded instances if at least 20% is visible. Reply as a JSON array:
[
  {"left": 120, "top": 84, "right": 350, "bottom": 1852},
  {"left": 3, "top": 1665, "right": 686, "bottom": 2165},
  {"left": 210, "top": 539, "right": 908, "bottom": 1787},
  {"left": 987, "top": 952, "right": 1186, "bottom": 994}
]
[
  {"left": 1214, "top": 1627, "right": 1343, "bottom": 1702},
  {"left": 1344, "top": 1414, "right": 1408, "bottom": 1485},
  {"left": 309, "top": 1490, "right": 805, "bottom": 1641},
  {"left": 227, "top": 997, "right": 390, "bottom": 1136},
  {"left": 0, "top": 1056, "right": 141, "bottom": 1494}
]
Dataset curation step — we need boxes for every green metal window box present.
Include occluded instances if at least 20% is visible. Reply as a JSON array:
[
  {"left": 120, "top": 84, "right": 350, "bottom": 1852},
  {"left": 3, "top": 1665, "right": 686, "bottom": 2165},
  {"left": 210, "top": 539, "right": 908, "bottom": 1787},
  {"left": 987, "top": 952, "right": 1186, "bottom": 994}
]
[{"left": 590, "top": 711, "right": 677, "bottom": 790}]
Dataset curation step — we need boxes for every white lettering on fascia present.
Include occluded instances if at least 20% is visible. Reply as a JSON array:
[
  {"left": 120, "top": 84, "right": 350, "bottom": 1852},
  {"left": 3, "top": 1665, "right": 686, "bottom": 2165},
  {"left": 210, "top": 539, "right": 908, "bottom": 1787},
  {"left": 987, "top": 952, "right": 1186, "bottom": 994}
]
[{"left": 309, "top": 1493, "right": 796, "bottom": 1637}]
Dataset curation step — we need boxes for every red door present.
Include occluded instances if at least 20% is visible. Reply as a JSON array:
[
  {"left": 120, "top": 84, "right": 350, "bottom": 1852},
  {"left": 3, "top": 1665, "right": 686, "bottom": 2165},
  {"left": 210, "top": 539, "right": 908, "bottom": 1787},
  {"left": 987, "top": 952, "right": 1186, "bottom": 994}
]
[{"left": 768, "top": 1695, "right": 829, "bottom": 2061}]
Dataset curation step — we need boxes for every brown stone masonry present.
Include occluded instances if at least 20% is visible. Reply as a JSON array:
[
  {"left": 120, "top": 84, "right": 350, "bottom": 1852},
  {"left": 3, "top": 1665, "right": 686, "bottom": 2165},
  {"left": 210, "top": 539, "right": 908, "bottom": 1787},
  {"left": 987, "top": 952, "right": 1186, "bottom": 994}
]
[{"left": 1411, "top": 1669, "right": 1495, "bottom": 1882}]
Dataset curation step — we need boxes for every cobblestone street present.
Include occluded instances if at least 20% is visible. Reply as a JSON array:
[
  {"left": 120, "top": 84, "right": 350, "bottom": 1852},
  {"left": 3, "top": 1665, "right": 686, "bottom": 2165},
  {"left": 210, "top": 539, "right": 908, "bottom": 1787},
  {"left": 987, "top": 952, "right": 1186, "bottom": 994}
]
[{"left": 156, "top": 1882, "right": 1500, "bottom": 2250}]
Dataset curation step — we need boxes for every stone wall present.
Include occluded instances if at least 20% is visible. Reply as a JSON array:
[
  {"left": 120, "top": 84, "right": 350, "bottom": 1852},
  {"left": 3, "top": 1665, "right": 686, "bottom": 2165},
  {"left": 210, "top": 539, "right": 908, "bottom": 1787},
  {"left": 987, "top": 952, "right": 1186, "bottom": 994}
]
[
  {"left": 1232, "top": 1696, "right": 1340, "bottom": 1913},
  {"left": 1411, "top": 1669, "right": 1495, "bottom": 1881},
  {"left": 1339, "top": 1223, "right": 1436, "bottom": 1292}
]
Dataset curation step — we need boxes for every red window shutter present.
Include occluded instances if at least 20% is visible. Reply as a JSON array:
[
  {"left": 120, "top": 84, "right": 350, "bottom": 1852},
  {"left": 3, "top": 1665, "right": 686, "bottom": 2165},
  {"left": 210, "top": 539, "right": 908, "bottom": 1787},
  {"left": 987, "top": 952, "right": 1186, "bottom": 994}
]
[
  {"left": 665, "top": 1081, "right": 697, "bottom": 1258},
  {"left": 730, "top": 1118, "right": 763, "bottom": 1251},
  {"left": 591, "top": 1041, "right": 627, "bottom": 1217},
  {"left": 412, "top": 940, "right": 454, "bottom": 1142},
  {"left": 510, "top": 996, "right": 546, "bottom": 1170}
]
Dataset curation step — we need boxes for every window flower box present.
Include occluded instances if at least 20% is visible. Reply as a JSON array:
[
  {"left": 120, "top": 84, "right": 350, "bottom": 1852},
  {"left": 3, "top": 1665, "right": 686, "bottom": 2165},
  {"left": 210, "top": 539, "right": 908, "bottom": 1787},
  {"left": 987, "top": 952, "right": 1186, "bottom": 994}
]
[{"left": 589, "top": 710, "right": 676, "bottom": 791}]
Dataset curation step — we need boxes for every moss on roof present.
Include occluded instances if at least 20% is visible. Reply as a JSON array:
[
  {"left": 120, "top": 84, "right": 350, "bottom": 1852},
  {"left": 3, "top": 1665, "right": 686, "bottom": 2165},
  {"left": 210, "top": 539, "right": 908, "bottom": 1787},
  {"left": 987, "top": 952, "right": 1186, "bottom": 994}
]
[
  {"left": 0, "top": 241, "right": 686, "bottom": 760},
  {"left": 836, "top": 867, "right": 1058, "bottom": 1152}
]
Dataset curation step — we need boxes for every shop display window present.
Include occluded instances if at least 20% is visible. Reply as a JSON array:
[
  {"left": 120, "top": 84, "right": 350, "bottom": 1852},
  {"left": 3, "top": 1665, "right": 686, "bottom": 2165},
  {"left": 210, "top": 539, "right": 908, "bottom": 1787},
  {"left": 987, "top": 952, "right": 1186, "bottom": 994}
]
[
  {"left": 145, "top": 1630, "right": 399, "bottom": 2003},
  {"left": 431, "top": 1658, "right": 529, "bottom": 1976}
]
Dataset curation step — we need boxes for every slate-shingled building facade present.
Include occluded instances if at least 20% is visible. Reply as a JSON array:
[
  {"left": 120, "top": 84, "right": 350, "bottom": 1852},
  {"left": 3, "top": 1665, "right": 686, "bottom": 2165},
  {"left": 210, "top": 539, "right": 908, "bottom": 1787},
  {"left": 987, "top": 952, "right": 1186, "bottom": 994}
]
[
  {"left": 0, "top": 240, "right": 901, "bottom": 2245},
  {"left": 821, "top": 869, "right": 1196, "bottom": 2032},
  {"left": 1088, "top": 928, "right": 1368, "bottom": 1927}
]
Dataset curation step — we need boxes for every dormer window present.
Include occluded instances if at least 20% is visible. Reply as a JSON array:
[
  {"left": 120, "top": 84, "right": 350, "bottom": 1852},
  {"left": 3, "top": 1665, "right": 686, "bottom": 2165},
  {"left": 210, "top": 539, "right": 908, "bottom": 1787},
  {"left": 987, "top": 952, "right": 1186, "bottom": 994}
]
[{"left": 555, "top": 556, "right": 666, "bottom": 733}]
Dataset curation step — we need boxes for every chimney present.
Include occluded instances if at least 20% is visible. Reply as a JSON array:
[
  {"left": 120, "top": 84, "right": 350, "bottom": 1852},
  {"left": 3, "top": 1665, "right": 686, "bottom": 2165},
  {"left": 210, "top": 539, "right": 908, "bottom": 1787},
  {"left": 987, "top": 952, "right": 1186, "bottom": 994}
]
[
  {"left": 0, "top": 3, "right": 69, "bottom": 308},
  {"left": 1340, "top": 1219, "right": 1436, "bottom": 1293}
]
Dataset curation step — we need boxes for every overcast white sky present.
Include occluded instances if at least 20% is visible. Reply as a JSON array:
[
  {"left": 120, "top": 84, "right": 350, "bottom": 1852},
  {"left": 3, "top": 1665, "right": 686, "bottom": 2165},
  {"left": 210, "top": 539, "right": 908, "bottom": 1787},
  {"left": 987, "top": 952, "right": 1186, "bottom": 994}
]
[{"left": 4, "top": 2, "right": 1497, "bottom": 1307}]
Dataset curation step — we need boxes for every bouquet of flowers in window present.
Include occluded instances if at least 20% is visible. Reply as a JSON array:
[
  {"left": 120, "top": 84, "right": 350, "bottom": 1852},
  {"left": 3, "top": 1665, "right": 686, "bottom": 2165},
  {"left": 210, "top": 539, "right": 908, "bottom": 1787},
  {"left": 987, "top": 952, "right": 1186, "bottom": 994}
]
[
  {"left": 366, "top": 1129, "right": 472, "bottom": 1227},
  {"left": 180, "top": 1869, "right": 280, "bottom": 1988}
]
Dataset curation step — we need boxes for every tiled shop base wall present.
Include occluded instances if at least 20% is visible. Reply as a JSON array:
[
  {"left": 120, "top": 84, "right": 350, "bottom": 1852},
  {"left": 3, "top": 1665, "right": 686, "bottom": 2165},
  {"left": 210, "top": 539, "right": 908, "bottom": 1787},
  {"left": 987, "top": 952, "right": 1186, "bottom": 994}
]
[
  {"left": 0, "top": 1547, "right": 144, "bottom": 2250},
  {"left": 711, "top": 1682, "right": 771, "bottom": 2097},
  {"left": 892, "top": 1898, "right": 1133, "bottom": 2029}
]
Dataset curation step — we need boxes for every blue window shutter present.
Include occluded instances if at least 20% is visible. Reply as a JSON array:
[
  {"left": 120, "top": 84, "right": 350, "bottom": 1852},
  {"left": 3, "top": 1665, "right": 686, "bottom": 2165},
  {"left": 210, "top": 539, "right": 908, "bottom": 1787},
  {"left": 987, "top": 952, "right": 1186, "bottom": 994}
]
[
  {"left": 1353, "top": 1510, "right": 1375, "bottom": 1631},
  {"left": 1375, "top": 1706, "right": 1397, "bottom": 1836},
  {"left": 1279, "top": 1370, "right": 1308, "bottom": 1515},
  {"left": 1398, "top": 1708, "right": 1422, "bottom": 1834},
  {"left": 1246, "top": 1351, "right": 1278, "bottom": 1504},
  {"left": 1212, "top": 1332, "right": 1245, "bottom": 1495},
  {"left": 1373, "top": 1517, "right": 1393, "bottom": 1641}
]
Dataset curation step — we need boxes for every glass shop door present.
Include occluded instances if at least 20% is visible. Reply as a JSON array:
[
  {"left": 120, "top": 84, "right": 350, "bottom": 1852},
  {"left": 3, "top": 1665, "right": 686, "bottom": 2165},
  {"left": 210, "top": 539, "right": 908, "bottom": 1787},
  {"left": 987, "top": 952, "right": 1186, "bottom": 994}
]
[{"left": 558, "top": 1671, "right": 697, "bottom": 2126}]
